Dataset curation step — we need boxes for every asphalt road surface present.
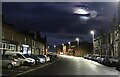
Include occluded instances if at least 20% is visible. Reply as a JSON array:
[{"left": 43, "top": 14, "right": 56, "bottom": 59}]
[{"left": 15, "top": 55, "right": 120, "bottom": 77}]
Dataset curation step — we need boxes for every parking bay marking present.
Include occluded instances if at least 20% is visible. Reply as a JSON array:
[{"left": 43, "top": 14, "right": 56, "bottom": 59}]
[{"left": 12, "top": 58, "right": 61, "bottom": 77}]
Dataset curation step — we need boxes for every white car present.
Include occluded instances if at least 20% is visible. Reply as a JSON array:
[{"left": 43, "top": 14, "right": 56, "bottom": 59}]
[
  {"left": 2, "top": 54, "right": 20, "bottom": 69},
  {"left": 45, "top": 55, "right": 50, "bottom": 62},
  {"left": 36, "top": 55, "right": 46, "bottom": 63},
  {"left": 5, "top": 51, "right": 35, "bottom": 66}
]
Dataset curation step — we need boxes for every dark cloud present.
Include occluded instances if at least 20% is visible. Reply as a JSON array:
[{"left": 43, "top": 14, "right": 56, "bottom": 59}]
[{"left": 2, "top": 2, "right": 118, "bottom": 45}]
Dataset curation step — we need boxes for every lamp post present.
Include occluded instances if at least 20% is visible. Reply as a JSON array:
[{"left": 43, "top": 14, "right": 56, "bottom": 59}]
[
  {"left": 54, "top": 45, "right": 56, "bottom": 53},
  {"left": 90, "top": 30, "right": 95, "bottom": 54},
  {"left": 76, "top": 38, "right": 79, "bottom": 52},
  {"left": 68, "top": 42, "right": 71, "bottom": 49},
  {"left": 62, "top": 44, "right": 64, "bottom": 54},
  {"left": 48, "top": 46, "right": 50, "bottom": 49},
  {"left": 54, "top": 45, "right": 56, "bottom": 48}
]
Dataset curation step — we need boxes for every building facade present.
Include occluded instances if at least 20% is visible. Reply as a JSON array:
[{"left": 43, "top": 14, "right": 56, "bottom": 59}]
[
  {"left": 94, "top": 15, "right": 120, "bottom": 57},
  {"left": 1, "top": 22, "right": 46, "bottom": 55}
]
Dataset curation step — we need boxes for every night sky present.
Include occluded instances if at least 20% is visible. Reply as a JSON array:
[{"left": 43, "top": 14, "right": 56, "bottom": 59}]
[{"left": 2, "top": 2, "right": 118, "bottom": 48}]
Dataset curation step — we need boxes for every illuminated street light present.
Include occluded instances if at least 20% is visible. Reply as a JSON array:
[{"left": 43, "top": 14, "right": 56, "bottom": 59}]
[
  {"left": 54, "top": 45, "right": 56, "bottom": 53},
  {"left": 90, "top": 30, "right": 95, "bottom": 54},
  {"left": 90, "top": 30, "right": 95, "bottom": 35},
  {"left": 76, "top": 38, "right": 79, "bottom": 42},
  {"left": 68, "top": 42, "right": 70, "bottom": 45},
  {"left": 76, "top": 38, "right": 79, "bottom": 52},
  {"left": 54, "top": 45, "right": 56, "bottom": 48},
  {"left": 48, "top": 46, "right": 49, "bottom": 49},
  {"left": 68, "top": 42, "right": 71, "bottom": 49}
]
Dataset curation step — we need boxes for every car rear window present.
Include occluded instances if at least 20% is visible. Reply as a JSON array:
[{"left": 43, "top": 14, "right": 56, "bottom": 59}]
[{"left": 2, "top": 55, "right": 12, "bottom": 59}]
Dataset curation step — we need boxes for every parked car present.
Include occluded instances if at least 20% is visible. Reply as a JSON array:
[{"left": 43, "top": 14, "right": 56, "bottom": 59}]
[
  {"left": 2, "top": 54, "right": 20, "bottom": 69},
  {"left": 84, "top": 54, "right": 91, "bottom": 59},
  {"left": 97, "top": 55, "right": 106, "bottom": 63},
  {"left": 5, "top": 51, "right": 35, "bottom": 66},
  {"left": 36, "top": 55, "right": 46, "bottom": 63},
  {"left": 103, "top": 56, "right": 118, "bottom": 67},
  {"left": 44, "top": 55, "right": 50, "bottom": 62},
  {"left": 88, "top": 55, "right": 93, "bottom": 60},
  {"left": 24, "top": 54, "right": 40, "bottom": 65},
  {"left": 116, "top": 58, "right": 120, "bottom": 70},
  {"left": 92, "top": 55, "right": 100, "bottom": 61}
]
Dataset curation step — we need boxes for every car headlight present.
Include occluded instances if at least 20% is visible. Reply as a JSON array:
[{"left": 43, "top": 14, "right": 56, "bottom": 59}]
[
  {"left": 116, "top": 60, "right": 118, "bottom": 62},
  {"left": 27, "top": 60, "right": 31, "bottom": 62},
  {"left": 40, "top": 59, "right": 44, "bottom": 61},
  {"left": 36, "top": 60, "right": 39, "bottom": 62}
]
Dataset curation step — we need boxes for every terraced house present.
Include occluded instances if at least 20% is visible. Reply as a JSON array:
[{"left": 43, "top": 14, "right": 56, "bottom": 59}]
[
  {"left": 94, "top": 15, "right": 120, "bottom": 56},
  {"left": 1, "top": 21, "right": 47, "bottom": 55}
]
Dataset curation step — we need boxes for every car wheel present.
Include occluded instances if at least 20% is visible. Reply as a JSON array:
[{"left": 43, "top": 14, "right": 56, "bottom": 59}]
[
  {"left": 20, "top": 62, "right": 23, "bottom": 66},
  {"left": 7, "top": 64, "right": 13, "bottom": 69},
  {"left": 23, "top": 61, "right": 29, "bottom": 66}
]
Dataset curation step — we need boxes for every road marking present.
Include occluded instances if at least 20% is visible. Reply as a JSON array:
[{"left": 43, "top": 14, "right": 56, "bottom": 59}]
[{"left": 12, "top": 58, "right": 61, "bottom": 77}]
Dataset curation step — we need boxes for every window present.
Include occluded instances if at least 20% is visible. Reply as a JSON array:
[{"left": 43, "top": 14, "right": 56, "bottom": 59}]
[
  {"left": 16, "top": 54, "right": 25, "bottom": 59},
  {"left": 8, "top": 44, "right": 16, "bottom": 51},
  {"left": 2, "top": 43, "right": 7, "bottom": 49}
]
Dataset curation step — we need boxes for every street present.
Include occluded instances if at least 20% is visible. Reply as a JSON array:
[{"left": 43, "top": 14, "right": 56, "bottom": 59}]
[
  {"left": 12, "top": 55, "right": 119, "bottom": 77},
  {"left": 1, "top": 2, "right": 120, "bottom": 77}
]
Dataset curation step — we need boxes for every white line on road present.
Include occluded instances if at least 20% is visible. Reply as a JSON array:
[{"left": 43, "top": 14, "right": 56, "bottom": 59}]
[{"left": 12, "top": 58, "right": 61, "bottom": 77}]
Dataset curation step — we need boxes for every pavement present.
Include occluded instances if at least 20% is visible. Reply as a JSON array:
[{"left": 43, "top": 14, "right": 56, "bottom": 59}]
[{"left": 2, "top": 55, "right": 120, "bottom": 77}]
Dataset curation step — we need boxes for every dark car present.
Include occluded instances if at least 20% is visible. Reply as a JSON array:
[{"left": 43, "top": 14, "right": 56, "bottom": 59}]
[
  {"left": 103, "top": 56, "right": 118, "bottom": 67},
  {"left": 97, "top": 55, "right": 106, "bottom": 63},
  {"left": 93, "top": 55, "right": 100, "bottom": 61},
  {"left": 24, "top": 54, "right": 40, "bottom": 65},
  {"left": 116, "top": 57, "right": 120, "bottom": 70}
]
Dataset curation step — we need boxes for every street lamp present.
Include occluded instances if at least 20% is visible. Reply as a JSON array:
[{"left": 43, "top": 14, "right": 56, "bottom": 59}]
[
  {"left": 76, "top": 38, "right": 79, "bottom": 52},
  {"left": 54, "top": 45, "right": 56, "bottom": 51},
  {"left": 48, "top": 46, "right": 50, "bottom": 49},
  {"left": 68, "top": 42, "right": 71, "bottom": 48},
  {"left": 54, "top": 45, "right": 56, "bottom": 48},
  {"left": 90, "top": 30, "right": 95, "bottom": 54},
  {"left": 62, "top": 44, "right": 64, "bottom": 54}
]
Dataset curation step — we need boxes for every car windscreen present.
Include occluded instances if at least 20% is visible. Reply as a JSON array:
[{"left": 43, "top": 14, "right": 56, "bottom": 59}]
[
  {"left": 30, "top": 54, "right": 38, "bottom": 59},
  {"left": 23, "top": 54, "right": 30, "bottom": 58},
  {"left": 38, "top": 55, "right": 45, "bottom": 58}
]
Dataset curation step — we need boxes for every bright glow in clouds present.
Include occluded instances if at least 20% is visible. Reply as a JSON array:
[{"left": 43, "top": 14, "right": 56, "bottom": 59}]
[
  {"left": 80, "top": 16, "right": 90, "bottom": 20},
  {"left": 74, "top": 8, "right": 90, "bottom": 15}
]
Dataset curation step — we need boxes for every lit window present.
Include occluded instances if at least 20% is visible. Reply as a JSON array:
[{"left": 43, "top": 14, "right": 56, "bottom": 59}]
[
  {"left": 8, "top": 44, "right": 16, "bottom": 51},
  {"left": 2, "top": 43, "right": 7, "bottom": 49}
]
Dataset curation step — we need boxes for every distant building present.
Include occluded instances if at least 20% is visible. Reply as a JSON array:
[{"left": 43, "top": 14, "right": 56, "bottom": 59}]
[{"left": 57, "top": 41, "right": 93, "bottom": 57}]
